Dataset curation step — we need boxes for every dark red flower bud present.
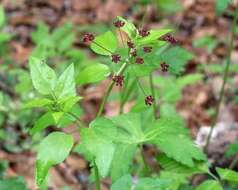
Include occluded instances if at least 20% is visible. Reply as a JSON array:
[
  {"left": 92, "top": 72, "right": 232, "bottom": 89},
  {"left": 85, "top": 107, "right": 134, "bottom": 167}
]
[
  {"left": 113, "top": 20, "right": 125, "bottom": 28},
  {"left": 160, "top": 62, "right": 169, "bottom": 72},
  {"left": 139, "top": 28, "right": 150, "bottom": 37},
  {"left": 135, "top": 57, "right": 144, "bottom": 64},
  {"left": 83, "top": 33, "right": 95, "bottom": 43},
  {"left": 112, "top": 75, "right": 124, "bottom": 86},
  {"left": 130, "top": 49, "right": 137, "bottom": 57},
  {"left": 145, "top": 95, "right": 154, "bottom": 106},
  {"left": 111, "top": 54, "right": 121, "bottom": 63},
  {"left": 160, "top": 34, "right": 177, "bottom": 45},
  {"left": 143, "top": 46, "right": 152, "bottom": 53},
  {"left": 127, "top": 41, "right": 134, "bottom": 48}
]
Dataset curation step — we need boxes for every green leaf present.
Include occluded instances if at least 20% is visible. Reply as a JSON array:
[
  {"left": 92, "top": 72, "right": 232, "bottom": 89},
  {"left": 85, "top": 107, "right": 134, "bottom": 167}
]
[
  {"left": 117, "top": 17, "right": 137, "bottom": 39},
  {"left": 217, "top": 168, "right": 238, "bottom": 183},
  {"left": 135, "top": 178, "right": 171, "bottom": 190},
  {"left": 36, "top": 132, "right": 73, "bottom": 186},
  {"left": 160, "top": 47, "right": 194, "bottom": 75},
  {"left": 147, "top": 117, "right": 206, "bottom": 167},
  {"left": 195, "top": 180, "right": 222, "bottom": 190},
  {"left": 216, "top": 0, "right": 232, "bottom": 15},
  {"left": 58, "top": 96, "right": 82, "bottom": 112},
  {"left": 0, "top": 6, "right": 6, "bottom": 28},
  {"left": 54, "top": 64, "right": 76, "bottom": 98},
  {"left": 90, "top": 31, "right": 117, "bottom": 55},
  {"left": 29, "top": 57, "right": 57, "bottom": 95},
  {"left": 225, "top": 140, "right": 238, "bottom": 157},
  {"left": 30, "top": 112, "right": 55, "bottom": 135},
  {"left": 0, "top": 32, "right": 11, "bottom": 43},
  {"left": 110, "top": 143, "right": 137, "bottom": 181},
  {"left": 76, "top": 64, "right": 110, "bottom": 85},
  {"left": 31, "top": 22, "right": 52, "bottom": 46},
  {"left": 157, "top": 154, "right": 209, "bottom": 176},
  {"left": 135, "top": 29, "right": 172, "bottom": 46},
  {"left": 0, "top": 177, "right": 27, "bottom": 190},
  {"left": 111, "top": 174, "right": 132, "bottom": 190},
  {"left": 79, "top": 118, "right": 116, "bottom": 177},
  {"left": 23, "top": 98, "right": 53, "bottom": 109}
]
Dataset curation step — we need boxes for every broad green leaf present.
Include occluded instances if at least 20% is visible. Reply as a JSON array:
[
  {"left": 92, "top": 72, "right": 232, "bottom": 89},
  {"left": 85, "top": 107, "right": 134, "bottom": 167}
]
[
  {"left": 111, "top": 174, "right": 132, "bottom": 190},
  {"left": 0, "top": 6, "right": 5, "bottom": 28},
  {"left": 36, "top": 132, "right": 73, "bottom": 186},
  {"left": 117, "top": 16, "right": 137, "bottom": 39},
  {"left": 157, "top": 154, "right": 209, "bottom": 176},
  {"left": 30, "top": 112, "right": 55, "bottom": 135},
  {"left": 0, "top": 177, "right": 27, "bottom": 190},
  {"left": 160, "top": 47, "right": 194, "bottom": 75},
  {"left": 90, "top": 31, "right": 117, "bottom": 55},
  {"left": 54, "top": 64, "right": 76, "bottom": 98},
  {"left": 135, "top": 29, "right": 172, "bottom": 46},
  {"left": 195, "top": 180, "right": 222, "bottom": 190},
  {"left": 177, "top": 74, "right": 203, "bottom": 88},
  {"left": 79, "top": 118, "right": 116, "bottom": 177},
  {"left": 147, "top": 117, "right": 206, "bottom": 167},
  {"left": 23, "top": 98, "right": 53, "bottom": 109},
  {"left": 217, "top": 168, "right": 238, "bottom": 183},
  {"left": 51, "top": 112, "right": 64, "bottom": 123},
  {"left": 216, "top": 0, "right": 232, "bottom": 15},
  {"left": 29, "top": 57, "right": 56, "bottom": 95},
  {"left": 135, "top": 178, "right": 171, "bottom": 190},
  {"left": 110, "top": 144, "right": 137, "bottom": 181},
  {"left": 76, "top": 64, "right": 110, "bottom": 85}
]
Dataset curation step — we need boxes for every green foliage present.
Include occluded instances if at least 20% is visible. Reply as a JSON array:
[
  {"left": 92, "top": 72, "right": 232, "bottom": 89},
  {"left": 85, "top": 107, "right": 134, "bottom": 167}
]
[
  {"left": 216, "top": 0, "right": 232, "bottom": 15},
  {"left": 36, "top": 132, "right": 73, "bottom": 186},
  {"left": 156, "top": 0, "right": 182, "bottom": 15},
  {"left": 0, "top": 177, "right": 27, "bottom": 190},
  {"left": 225, "top": 140, "right": 238, "bottom": 157},
  {"left": 117, "top": 17, "right": 138, "bottom": 39},
  {"left": 160, "top": 47, "right": 194, "bottom": 75},
  {"left": 193, "top": 36, "right": 218, "bottom": 54},
  {"left": 195, "top": 180, "right": 222, "bottom": 190},
  {"left": 90, "top": 31, "right": 117, "bottom": 55},
  {"left": 76, "top": 63, "right": 110, "bottom": 85},
  {"left": 217, "top": 168, "right": 238, "bottom": 184},
  {"left": 0, "top": 6, "right": 6, "bottom": 28},
  {"left": 111, "top": 174, "right": 171, "bottom": 190}
]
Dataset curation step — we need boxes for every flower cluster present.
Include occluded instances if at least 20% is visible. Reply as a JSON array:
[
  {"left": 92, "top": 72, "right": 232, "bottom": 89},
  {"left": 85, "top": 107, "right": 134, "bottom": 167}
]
[
  {"left": 111, "top": 54, "right": 121, "bottom": 63},
  {"left": 160, "top": 34, "right": 177, "bottom": 45},
  {"left": 83, "top": 33, "right": 94, "bottom": 43},
  {"left": 160, "top": 62, "right": 169, "bottom": 72},
  {"left": 139, "top": 28, "right": 150, "bottom": 37},
  {"left": 145, "top": 95, "right": 154, "bottom": 106},
  {"left": 112, "top": 75, "right": 124, "bottom": 86},
  {"left": 113, "top": 20, "right": 125, "bottom": 28}
]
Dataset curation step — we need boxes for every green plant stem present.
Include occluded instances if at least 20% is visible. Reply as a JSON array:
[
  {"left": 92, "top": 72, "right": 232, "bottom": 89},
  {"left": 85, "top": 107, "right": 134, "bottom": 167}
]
[
  {"left": 97, "top": 61, "right": 129, "bottom": 117},
  {"left": 149, "top": 72, "right": 158, "bottom": 119},
  {"left": 204, "top": 6, "right": 238, "bottom": 153},
  {"left": 93, "top": 160, "right": 101, "bottom": 190}
]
